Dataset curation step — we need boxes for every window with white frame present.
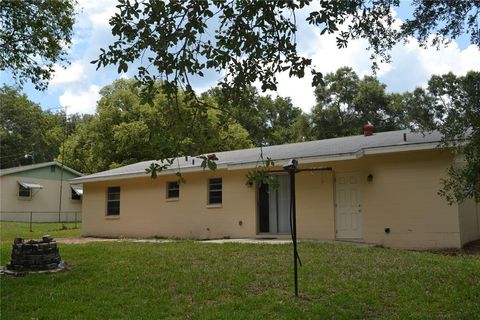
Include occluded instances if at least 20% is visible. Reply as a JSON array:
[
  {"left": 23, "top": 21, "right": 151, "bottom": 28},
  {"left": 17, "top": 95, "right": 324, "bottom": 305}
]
[{"left": 208, "top": 178, "right": 222, "bottom": 205}]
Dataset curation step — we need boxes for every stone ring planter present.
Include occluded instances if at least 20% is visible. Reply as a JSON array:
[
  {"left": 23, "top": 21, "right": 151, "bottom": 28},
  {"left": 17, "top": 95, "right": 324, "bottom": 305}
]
[{"left": 4, "top": 235, "right": 64, "bottom": 276}]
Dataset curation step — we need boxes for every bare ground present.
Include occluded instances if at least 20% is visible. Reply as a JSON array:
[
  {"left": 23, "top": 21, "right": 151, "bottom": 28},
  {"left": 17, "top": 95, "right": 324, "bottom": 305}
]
[
  {"left": 427, "top": 240, "right": 480, "bottom": 256},
  {"left": 55, "top": 237, "right": 118, "bottom": 244}
]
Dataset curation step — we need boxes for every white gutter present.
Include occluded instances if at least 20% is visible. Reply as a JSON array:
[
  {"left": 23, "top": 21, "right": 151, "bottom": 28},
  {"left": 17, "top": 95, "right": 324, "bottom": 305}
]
[
  {"left": 227, "top": 143, "right": 443, "bottom": 171},
  {"left": 226, "top": 152, "right": 363, "bottom": 171},
  {"left": 70, "top": 163, "right": 229, "bottom": 184},
  {"left": 69, "top": 172, "right": 147, "bottom": 184},
  {"left": 363, "top": 142, "right": 441, "bottom": 155}
]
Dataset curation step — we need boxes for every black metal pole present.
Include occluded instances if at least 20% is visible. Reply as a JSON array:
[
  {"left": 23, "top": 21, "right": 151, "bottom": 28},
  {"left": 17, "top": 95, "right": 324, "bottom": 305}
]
[
  {"left": 290, "top": 170, "right": 298, "bottom": 297},
  {"left": 58, "top": 107, "right": 68, "bottom": 224},
  {"left": 282, "top": 160, "right": 330, "bottom": 297}
]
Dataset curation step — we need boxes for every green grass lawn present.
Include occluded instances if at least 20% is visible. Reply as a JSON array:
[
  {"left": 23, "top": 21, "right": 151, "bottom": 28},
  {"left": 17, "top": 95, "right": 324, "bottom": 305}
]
[
  {"left": 1, "top": 223, "right": 479, "bottom": 319},
  {"left": 1, "top": 221, "right": 82, "bottom": 241}
]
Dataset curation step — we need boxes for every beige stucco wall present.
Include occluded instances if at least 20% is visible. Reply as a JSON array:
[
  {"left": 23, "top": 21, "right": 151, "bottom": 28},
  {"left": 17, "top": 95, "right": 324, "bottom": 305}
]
[
  {"left": 82, "top": 149, "right": 469, "bottom": 249},
  {"left": 82, "top": 170, "right": 256, "bottom": 239},
  {"left": 295, "top": 170, "right": 335, "bottom": 240},
  {"left": 324, "top": 150, "right": 460, "bottom": 248},
  {"left": 0, "top": 176, "right": 82, "bottom": 222},
  {"left": 458, "top": 198, "right": 480, "bottom": 245}
]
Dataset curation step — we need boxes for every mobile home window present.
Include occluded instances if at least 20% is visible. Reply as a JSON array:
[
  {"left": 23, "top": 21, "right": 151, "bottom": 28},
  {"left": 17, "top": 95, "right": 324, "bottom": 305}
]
[
  {"left": 71, "top": 188, "right": 81, "bottom": 200},
  {"left": 208, "top": 178, "right": 222, "bottom": 205},
  {"left": 106, "top": 186, "right": 120, "bottom": 215},
  {"left": 166, "top": 181, "right": 179, "bottom": 199},
  {"left": 18, "top": 184, "right": 31, "bottom": 198}
]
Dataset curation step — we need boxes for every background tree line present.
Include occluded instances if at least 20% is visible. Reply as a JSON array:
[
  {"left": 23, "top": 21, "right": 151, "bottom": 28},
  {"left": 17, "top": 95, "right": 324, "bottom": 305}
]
[
  {"left": 0, "top": 85, "right": 91, "bottom": 168},
  {"left": 2, "top": 68, "right": 477, "bottom": 184}
]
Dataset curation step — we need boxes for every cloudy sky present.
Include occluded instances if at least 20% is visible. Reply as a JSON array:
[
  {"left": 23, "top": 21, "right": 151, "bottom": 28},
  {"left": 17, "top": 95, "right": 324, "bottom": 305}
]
[{"left": 2, "top": 0, "right": 479, "bottom": 114}]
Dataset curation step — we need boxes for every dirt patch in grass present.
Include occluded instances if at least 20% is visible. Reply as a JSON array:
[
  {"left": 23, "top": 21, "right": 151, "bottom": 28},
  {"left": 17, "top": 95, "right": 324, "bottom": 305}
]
[
  {"left": 56, "top": 237, "right": 118, "bottom": 244},
  {"left": 55, "top": 237, "right": 175, "bottom": 244},
  {"left": 428, "top": 240, "right": 480, "bottom": 256}
]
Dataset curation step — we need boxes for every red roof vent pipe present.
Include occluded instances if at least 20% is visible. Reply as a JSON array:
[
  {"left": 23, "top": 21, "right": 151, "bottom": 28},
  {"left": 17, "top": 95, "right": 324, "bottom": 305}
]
[{"left": 363, "top": 123, "right": 374, "bottom": 136}]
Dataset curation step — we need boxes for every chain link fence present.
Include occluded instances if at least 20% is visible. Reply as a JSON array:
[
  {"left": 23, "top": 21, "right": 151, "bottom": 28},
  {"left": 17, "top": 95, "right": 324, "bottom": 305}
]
[{"left": 0, "top": 211, "right": 82, "bottom": 232}]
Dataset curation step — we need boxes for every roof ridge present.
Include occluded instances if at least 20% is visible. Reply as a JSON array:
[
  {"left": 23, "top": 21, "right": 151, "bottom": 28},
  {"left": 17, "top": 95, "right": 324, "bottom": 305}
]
[
  {"left": 0, "top": 161, "right": 83, "bottom": 177},
  {"left": 71, "top": 129, "right": 442, "bottom": 183}
]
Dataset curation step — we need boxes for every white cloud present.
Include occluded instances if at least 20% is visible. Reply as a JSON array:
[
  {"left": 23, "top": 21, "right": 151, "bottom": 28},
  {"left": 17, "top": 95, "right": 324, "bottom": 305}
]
[
  {"left": 380, "top": 38, "right": 480, "bottom": 93},
  {"left": 89, "top": 6, "right": 117, "bottom": 28},
  {"left": 50, "top": 61, "right": 87, "bottom": 87},
  {"left": 59, "top": 85, "right": 101, "bottom": 115},
  {"left": 257, "top": 27, "right": 381, "bottom": 112},
  {"left": 268, "top": 11, "right": 480, "bottom": 112},
  {"left": 76, "top": 0, "right": 117, "bottom": 28},
  {"left": 46, "top": 3, "right": 480, "bottom": 116},
  {"left": 46, "top": 1, "right": 119, "bottom": 114},
  {"left": 418, "top": 42, "right": 480, "bottom": 76}
]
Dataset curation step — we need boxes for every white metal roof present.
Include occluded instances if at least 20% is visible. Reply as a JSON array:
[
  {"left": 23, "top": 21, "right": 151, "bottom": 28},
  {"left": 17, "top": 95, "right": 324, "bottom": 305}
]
[
  {"left": 18, "top": 181, "right": 44, "bottom": 189},
  {"left": 71, "top": 184, "right": 83, "bottom": 195},
  {"left": 71, "top": 129, "right": 445, "bottom": 184}
]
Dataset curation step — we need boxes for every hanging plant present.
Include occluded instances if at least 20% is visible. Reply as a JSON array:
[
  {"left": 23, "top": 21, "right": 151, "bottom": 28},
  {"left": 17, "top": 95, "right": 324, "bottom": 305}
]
[
  {"left": 146, "top": 153, "right": 219, "bottom": 183},
  {"left": 198, "top": 153, "right": 218, "bottom": 171},
  {"left": 245, "top": 156, "right": 279, "bottom": 189}
]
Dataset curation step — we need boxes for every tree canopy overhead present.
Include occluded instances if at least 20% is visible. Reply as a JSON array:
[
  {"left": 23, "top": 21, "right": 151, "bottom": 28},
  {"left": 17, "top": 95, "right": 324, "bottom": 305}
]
[
  {"left": 94, "top": 0, "right": 480, "bottom": 98},
  {"left": 93, "top": 0, "right": 480, "bottom": 203},
  {"left": 0, "top": 0, "right": 76, "bottom": 90},
  {"left": 408, "top": 71, "right": 480, "bottom": 203}
]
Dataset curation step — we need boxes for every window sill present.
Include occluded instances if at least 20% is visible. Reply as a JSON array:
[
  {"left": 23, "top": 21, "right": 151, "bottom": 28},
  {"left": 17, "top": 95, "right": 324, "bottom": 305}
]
[
  {"left": 166, "top": 198, "right": 179, "bottom": 202},
  {"left": 105, "top": 215, "right": 120, "bottom": 220},
  {"left": 17, "top": 197, "right": 32, "bottom": 201},
  {"left": 206, "top": 204, "right": 222, "bottom": 209}
]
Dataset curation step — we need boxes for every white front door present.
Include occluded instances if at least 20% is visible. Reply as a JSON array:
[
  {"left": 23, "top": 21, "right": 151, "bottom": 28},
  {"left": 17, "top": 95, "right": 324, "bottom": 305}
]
[{"left": 335, "top": 172, "right": 362, "bottom": 239}]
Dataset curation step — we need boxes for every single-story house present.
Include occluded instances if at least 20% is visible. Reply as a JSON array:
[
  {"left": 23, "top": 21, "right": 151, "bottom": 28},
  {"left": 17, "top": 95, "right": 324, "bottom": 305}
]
[
  {"left": 72, "top": 129, "right": 479, "bottom": 249},
  {"left": 0, "top": 161, "right": 83, "bottom": 222}
]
